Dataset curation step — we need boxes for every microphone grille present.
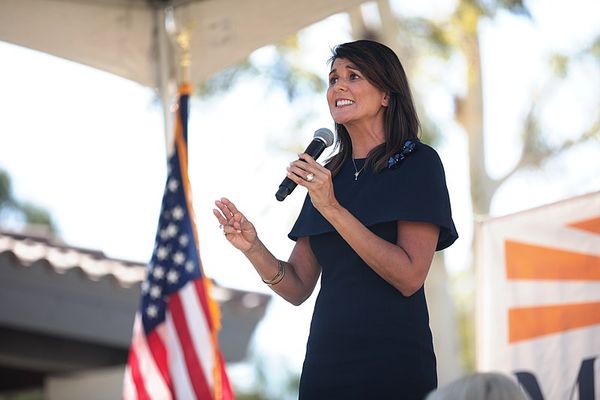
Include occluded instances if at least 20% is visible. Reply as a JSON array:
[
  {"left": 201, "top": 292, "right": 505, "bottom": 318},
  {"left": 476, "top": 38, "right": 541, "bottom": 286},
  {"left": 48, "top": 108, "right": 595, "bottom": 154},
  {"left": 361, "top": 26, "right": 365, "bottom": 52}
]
[{"left": 314, "top": 128, "right": 334, "bottom": 147}]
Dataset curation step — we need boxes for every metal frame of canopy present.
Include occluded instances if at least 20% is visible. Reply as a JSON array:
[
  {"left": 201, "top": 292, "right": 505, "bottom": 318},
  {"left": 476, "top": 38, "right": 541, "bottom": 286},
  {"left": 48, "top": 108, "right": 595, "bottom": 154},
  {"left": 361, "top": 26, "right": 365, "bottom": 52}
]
[{"left": 0, "top": 0, "right": 365, "bottom": 151}]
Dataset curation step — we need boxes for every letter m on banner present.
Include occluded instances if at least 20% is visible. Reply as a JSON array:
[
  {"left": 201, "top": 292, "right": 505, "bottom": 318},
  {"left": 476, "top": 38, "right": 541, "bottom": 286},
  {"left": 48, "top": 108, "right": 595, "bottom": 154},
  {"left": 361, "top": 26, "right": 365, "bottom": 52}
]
[{"left": 476, "top": 191, "right": 600, "bottom": 400}]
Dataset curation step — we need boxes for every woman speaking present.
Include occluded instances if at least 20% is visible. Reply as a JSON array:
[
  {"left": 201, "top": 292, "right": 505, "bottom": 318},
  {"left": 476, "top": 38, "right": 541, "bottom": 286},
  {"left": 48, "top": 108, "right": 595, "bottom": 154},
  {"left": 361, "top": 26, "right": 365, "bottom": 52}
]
[{"left": 214, "top": 39, "right": 458, "bottom": 399}]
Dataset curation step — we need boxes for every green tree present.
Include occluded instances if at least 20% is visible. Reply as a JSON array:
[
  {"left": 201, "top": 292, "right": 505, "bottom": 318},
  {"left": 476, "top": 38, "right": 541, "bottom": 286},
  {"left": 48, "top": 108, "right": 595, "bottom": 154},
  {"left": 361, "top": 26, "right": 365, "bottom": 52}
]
[{"left": 0, "top": 168, "right": 56, "bottom": 232}]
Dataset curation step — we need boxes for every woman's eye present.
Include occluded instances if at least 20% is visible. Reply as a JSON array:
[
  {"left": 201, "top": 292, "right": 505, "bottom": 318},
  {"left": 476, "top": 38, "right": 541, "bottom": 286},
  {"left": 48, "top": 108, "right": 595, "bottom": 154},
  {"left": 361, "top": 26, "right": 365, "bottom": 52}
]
[
  {"left": 329, "top": 77, "right": 338, "bottom": 85},
  {"left": 350, "top": 73, "right": 360, "bottom": 80}
]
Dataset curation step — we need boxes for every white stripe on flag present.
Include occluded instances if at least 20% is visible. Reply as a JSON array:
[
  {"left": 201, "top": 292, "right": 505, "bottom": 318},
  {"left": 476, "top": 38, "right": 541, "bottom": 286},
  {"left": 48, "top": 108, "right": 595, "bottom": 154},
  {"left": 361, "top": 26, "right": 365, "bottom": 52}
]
[
  {"left": 122, "top": 365, "right": 137, "bottom": 400},
  {"left": 166, "top": 312, "right": 196, "bottom": 400},
  {"left": 130, "top": 316, "right": 172, "bottom": 399},
  {"left": 180, "top": 282, "right": 216, "bottom": 388}
]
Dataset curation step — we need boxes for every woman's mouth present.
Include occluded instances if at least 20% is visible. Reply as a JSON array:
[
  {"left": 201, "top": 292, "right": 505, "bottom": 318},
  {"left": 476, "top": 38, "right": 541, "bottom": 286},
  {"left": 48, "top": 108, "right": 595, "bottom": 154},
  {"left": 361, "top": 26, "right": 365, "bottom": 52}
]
[{"left": 336, "top": 99, "right": 354, "bottom": 107}]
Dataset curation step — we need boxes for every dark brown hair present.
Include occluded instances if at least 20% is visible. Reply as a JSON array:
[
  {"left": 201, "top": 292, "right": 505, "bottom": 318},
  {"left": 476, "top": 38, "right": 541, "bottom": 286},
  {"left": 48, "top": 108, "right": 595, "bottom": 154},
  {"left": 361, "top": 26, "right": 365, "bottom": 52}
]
[{"left": 325, "top": 40, "right": 420, "bottom": 176}]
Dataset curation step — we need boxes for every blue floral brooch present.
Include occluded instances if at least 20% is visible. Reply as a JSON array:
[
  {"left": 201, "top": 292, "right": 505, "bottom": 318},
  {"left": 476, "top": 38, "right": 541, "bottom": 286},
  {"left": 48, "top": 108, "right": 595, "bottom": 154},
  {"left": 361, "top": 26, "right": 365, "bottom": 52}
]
[{"left": 387, "top": 139, "right": 418, "bottom": 169}]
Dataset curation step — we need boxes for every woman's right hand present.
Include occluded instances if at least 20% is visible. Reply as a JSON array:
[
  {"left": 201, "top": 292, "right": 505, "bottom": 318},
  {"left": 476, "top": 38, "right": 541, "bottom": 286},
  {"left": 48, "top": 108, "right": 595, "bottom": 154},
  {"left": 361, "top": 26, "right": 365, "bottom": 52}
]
[{"left": 213, "top": 197, "right": 258, "bottom": 253}]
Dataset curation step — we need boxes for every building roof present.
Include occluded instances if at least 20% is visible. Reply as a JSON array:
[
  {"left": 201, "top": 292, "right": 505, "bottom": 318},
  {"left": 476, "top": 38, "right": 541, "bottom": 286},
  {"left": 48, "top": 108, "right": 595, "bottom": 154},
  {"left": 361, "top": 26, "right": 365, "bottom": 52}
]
[
  {"left": 0, "top": 227, "right": 271, "bottom": 374},
  {"left": 0, "top": 229, "right": 145, "bottom": 287}
]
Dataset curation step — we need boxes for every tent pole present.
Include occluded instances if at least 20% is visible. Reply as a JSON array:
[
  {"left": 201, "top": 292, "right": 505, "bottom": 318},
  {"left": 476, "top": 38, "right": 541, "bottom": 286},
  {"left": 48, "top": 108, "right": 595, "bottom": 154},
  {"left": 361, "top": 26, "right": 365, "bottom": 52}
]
[{"left": 152, "top": 6, "right": 177, "bottom": 159}]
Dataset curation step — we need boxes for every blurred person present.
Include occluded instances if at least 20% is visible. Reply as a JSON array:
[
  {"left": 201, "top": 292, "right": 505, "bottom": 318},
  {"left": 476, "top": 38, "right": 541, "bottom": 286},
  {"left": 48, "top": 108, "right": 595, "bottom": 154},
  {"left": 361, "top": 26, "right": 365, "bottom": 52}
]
[
  {"left": 426, "top": 372, "right": 530, "bottom": 400},
  {"left": 213, "top": 40, "right": 458, "bottom": 399}
]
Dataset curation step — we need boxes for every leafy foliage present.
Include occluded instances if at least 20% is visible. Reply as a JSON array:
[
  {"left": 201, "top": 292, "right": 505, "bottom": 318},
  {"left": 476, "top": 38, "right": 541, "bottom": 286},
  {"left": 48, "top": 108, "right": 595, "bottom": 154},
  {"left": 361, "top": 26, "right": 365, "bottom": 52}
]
[
  {"left": 0, "top": 168, "right": 56, "bottom": 232},
  {"left": 196, "top": 37, "right": 326, "bottom": 103}
]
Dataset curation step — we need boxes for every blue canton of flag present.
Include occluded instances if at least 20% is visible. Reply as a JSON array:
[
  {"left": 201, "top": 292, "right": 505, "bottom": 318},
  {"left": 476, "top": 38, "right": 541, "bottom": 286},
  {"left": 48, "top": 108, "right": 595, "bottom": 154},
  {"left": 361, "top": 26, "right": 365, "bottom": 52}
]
[{"left": 141, "top": 152, "right": 202, "bottom": 334}]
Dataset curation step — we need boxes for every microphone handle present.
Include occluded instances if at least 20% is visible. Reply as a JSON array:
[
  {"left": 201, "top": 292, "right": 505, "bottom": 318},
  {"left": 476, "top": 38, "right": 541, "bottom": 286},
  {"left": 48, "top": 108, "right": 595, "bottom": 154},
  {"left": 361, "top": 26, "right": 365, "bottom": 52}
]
[
  {"left": 304, "top": 138, "right": 328, "bottom": 159},
  {"left": 275, "top": 179, "right": 296, "bottom": 202},
  {"left": 275, "top": 139, "right": 327, "bottom": 201}
]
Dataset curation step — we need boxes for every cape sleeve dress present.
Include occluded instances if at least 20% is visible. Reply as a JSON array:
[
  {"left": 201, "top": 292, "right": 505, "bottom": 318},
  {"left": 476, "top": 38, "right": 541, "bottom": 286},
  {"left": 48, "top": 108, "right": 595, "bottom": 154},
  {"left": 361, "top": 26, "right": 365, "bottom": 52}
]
[{"left": 288, "top": 141, "right": 458, "bottom": 400}]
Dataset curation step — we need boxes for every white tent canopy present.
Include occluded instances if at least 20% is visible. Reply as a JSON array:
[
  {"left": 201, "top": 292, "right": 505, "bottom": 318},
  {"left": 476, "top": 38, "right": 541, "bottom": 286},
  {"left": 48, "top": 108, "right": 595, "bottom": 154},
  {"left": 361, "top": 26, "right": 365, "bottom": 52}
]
[
  {"left": 0, "top": 0, "right": 363, "bottom": 143},
  {"left": 0, "top": 0, "right": 363, "bottom": 87}
]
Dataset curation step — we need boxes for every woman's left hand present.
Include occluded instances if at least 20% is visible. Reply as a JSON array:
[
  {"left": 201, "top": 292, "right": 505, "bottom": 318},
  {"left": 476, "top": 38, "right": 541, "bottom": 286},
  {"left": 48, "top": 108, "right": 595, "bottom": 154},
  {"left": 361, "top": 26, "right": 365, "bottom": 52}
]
[{"left": 287, "top": 153, "right": 339, "bottom": 212}]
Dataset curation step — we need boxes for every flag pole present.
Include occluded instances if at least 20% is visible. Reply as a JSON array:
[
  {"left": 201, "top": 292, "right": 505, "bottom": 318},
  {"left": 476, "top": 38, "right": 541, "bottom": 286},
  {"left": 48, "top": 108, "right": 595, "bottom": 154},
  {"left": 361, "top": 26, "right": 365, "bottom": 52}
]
[
  {"left": 124, "top": 20, "right": 233, "bottom": 400},
  {"left": 175, "top": 27, "right": 192, "bottom": 162},
  {"left": 153, "top": 6, "right": 177, "bottom": 158}
]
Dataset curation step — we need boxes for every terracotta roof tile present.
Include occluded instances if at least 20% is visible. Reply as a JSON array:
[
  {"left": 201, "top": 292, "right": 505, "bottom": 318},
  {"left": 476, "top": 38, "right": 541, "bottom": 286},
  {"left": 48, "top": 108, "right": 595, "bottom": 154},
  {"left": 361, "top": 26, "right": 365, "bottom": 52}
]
[
  {"left": 0, "top": 229, "right": 147, "bottom": 287},
  {"left": 0, "top": 229, "right": 271, "bottom": 308}
]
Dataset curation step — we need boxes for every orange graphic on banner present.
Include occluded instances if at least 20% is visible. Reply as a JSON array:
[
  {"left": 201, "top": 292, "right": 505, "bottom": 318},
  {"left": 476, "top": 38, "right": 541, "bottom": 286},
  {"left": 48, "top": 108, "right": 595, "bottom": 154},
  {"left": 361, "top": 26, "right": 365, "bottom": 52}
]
[
  {"left": 505, "top": 240, "right": 600, "bottom": 281},
  {"left": 505, "top": 214, "right": 600, "bottom": 343},
  {"left": 508, "top": 302, "right": 600, "bottom": 343},
  {"left": 569, "top": 216, "right": 600, "bottom": 235}
]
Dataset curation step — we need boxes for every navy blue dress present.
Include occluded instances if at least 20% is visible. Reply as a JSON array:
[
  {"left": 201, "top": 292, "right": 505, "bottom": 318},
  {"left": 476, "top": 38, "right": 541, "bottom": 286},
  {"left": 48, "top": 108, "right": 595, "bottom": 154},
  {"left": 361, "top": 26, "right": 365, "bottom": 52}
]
[{"left": 288, "top": 141, "right": 458, "bottom": 400}]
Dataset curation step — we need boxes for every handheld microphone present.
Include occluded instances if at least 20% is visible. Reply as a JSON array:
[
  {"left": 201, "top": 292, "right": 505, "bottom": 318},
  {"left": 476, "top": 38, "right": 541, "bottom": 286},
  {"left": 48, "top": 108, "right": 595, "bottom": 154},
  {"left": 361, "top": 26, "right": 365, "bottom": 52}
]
[{"left": 275, "top": 128, "right": 335, "bottom": 201}]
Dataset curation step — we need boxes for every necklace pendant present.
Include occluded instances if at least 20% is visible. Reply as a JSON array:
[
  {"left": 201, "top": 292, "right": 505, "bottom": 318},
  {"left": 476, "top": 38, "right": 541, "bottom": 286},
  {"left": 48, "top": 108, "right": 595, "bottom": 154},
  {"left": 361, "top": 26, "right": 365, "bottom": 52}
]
[{"left": 352, "top": 157, "right": 364, "bottom": 181}]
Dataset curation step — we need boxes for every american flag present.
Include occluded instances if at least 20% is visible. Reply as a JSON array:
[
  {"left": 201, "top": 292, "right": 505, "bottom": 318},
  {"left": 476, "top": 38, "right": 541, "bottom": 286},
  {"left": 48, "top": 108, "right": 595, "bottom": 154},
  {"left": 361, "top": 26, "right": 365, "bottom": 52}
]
[{"left": 123, "top": 83, "right": 234, "bottom": 399}]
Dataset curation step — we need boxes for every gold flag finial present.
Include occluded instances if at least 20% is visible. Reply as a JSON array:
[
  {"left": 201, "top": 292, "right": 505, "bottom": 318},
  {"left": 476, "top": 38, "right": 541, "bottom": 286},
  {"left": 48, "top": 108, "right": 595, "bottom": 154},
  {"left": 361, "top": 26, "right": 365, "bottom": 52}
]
[{"left": 176, "top": 23, "right": 193, "bottom": 84}]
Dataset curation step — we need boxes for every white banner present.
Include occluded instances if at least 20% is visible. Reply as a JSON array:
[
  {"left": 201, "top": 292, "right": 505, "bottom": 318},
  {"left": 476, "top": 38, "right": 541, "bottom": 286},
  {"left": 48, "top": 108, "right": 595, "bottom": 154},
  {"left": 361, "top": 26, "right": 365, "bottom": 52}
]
[{"left": 476, "top": 191, "right": 600, "bottom": 400}]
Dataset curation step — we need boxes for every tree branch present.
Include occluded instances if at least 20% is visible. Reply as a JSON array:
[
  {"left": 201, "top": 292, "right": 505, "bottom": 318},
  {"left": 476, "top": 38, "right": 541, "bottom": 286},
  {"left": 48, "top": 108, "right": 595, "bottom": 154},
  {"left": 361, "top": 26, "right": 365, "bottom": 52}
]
[{"left": 498, "top": 113, "right": 600, "bottom": 188}]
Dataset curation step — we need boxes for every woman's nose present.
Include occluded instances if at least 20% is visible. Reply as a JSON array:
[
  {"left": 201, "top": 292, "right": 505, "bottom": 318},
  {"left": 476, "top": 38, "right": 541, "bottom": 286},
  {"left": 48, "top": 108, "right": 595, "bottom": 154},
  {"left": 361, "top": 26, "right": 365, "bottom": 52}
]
[{"left": 333, "top": 81, "right": 347, "bottom": 91}]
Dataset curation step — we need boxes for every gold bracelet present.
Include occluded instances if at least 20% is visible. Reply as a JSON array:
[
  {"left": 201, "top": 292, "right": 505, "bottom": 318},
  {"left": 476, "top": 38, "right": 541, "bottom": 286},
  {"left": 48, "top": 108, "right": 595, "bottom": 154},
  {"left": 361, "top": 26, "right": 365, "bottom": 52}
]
[{"left": 262, "top": 260, "right": 285, "bottom": 286}]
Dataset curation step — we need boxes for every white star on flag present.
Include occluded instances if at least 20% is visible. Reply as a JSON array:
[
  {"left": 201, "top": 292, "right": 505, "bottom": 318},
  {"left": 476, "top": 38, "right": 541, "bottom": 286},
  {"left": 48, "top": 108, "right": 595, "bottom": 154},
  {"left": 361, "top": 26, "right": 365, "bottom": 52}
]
[
  {"left": 159, "top": 228, "right": 169, "bottom": 240},
  {"left": 179, "top": 234, "right": 189, "bottom": 247},
  {"left": 156, "top": 246, "right": 169, "bottom": 260},
  {"left": 185, "top": 260, "right": 195, "bottom": 272},
  {"left": 146, "top": 304, "right": 158, "bottom": 318},
  {"left": 172, "top": 206, "right": 184, "bottom": 220},
  {"left": 152, "top": 266, "right": 165, "bottom": 279},
  {"left": 173, "top": 251, "right": 185, "bottom": 265},
  {"left": 166, "top": 223, "right": 178, "bottom": 238},
  {"left": 168, "top": 178, "right": 179, "bottom": 192},
  {"left": 167, "top": 270, "right": 179, "bottom": 284},
  {"left": 150, "top": 285, "right": 162, "bottom": 299}
]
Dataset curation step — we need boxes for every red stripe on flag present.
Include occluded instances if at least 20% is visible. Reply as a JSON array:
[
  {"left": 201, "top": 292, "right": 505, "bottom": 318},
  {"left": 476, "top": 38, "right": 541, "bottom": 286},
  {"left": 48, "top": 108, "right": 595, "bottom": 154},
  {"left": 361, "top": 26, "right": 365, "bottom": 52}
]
[
  {"left": 194, "top": 279, "right": 215, "bottom": 332},
  {"left": 128, "top": 347, "right": 151, "bottom": 400},
  {"left": 218, "top": 352, "right": 235, "bottom": 400},
  {"left": 169, "top": 293, "right": 213, "bottom": 399},
  {"left": 146, "top": 329, "right": 173, "bottom": 395}
]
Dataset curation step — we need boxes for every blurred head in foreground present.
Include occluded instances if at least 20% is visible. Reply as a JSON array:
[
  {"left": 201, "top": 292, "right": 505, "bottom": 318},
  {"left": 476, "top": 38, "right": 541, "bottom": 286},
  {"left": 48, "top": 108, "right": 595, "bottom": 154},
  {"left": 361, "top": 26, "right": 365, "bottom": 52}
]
[{"left": 426, "top": 372, "right": 529, "bottom": 400}]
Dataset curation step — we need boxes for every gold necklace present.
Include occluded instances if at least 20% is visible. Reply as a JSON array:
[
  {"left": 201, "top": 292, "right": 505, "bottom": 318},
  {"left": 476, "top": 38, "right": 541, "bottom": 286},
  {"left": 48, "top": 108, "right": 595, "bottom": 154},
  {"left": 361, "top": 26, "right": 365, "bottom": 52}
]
[{"left": 352, "top": 158, "right": 366, "bottom": 180}]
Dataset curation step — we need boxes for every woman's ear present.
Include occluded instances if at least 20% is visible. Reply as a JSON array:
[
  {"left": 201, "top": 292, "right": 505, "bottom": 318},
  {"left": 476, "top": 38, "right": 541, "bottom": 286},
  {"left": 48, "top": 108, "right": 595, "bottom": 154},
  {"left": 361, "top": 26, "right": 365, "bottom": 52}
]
[{"left": 382, "top": 93, "right": 390, "bottom": 107}]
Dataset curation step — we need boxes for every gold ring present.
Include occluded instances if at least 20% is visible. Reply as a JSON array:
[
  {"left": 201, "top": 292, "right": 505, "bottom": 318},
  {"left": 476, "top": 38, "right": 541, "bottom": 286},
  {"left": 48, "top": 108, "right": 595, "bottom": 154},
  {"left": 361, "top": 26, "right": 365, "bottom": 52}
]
[{"left": 306, "top": 173, "right": 314, "bottom": 182}]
